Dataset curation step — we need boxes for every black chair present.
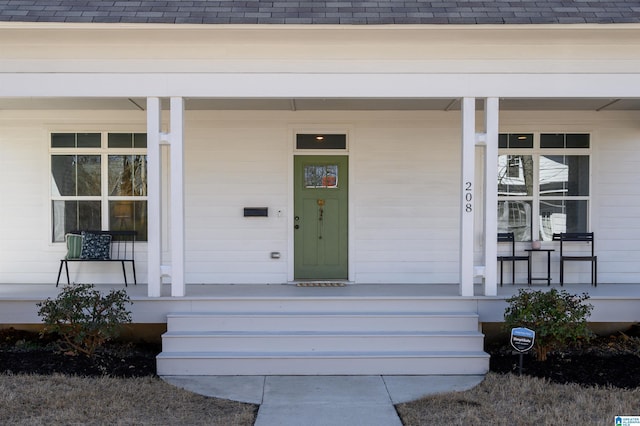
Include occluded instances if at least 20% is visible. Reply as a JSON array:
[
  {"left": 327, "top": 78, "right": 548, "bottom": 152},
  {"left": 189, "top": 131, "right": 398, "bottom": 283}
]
[
  {"left": 553, "top": 232, "right": 597, "bottom": 286},
  {"left": 497, "top": 232, "right": 529, "bottom": 286}
]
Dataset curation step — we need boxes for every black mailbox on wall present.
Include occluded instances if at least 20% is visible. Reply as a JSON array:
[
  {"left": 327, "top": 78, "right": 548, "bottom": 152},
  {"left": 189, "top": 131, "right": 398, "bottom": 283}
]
[{"left": 244, "top": 207, "right": 268, "bottom": 217}]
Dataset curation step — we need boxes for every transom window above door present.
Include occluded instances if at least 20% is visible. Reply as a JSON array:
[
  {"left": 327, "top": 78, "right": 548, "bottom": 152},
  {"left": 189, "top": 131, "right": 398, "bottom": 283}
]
[{"left": 296, "top": 134, "right": 347, "bottom": 150}]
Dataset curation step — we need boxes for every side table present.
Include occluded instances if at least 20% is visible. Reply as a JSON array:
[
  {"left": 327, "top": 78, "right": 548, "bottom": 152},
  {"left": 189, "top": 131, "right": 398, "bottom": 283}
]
[{"left": 524, "top": 249, "right": 555, "bottom": 286}]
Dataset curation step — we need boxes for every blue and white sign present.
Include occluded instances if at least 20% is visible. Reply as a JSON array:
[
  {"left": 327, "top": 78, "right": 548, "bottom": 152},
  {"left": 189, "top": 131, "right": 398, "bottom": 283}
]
[
  {"left": 510, "top": 327, "right": 535, "bottom": 352},
  {"left": 616, "top": 416, "right": 640, "bottom": 426}
]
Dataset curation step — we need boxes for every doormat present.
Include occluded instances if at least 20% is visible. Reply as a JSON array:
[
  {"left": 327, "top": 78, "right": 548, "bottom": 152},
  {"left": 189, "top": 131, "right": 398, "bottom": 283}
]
[{"left": 296, "top": 282, "right": 347, "bottom": 287}]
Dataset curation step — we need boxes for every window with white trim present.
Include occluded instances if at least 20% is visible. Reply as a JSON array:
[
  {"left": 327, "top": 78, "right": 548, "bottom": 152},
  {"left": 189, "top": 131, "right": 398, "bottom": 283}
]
[
  {"left": 498, "top": 133, "right": 590, "bottom": 242},
  {"left": 50, "top": 132, "right": 148, "bottom": 242}
]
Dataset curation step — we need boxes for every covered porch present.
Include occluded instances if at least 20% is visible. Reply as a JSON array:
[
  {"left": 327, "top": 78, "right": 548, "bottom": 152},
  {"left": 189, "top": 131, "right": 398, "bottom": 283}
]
[{"left": 3, "top": 24, "right": 640, "bottom": 300}]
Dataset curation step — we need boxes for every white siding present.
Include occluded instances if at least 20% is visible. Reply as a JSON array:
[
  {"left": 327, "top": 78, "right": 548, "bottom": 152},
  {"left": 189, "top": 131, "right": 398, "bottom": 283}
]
[
  {"left": 0, "top": 110, "right": 148, "bottom": 284},
  {"left": 353, "top": 119, "right": 460, "bottom": 283}
]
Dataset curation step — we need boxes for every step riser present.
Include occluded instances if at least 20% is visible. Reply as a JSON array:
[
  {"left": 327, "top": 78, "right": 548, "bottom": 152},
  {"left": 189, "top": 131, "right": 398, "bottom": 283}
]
[
  {"left": 172, "top": 299, "right": 480, "bottom": 314},
  {"left": 161, "top": 335, "right": 485, "bottom": 352},
  {"left": 167, "top": 316, "right": 479, "bottom": 332},
  {"left": 157, "top": 356, "right": 490, "bottom": 376}
]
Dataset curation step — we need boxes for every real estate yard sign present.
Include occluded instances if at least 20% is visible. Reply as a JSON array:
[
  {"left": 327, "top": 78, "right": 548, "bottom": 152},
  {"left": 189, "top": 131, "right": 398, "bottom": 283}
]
[
  {"left": 511, "top": 327, "right": 535, "bottom": 376},
  {"left": 510, "top": 327, "right": 535, "bottom": 352}
]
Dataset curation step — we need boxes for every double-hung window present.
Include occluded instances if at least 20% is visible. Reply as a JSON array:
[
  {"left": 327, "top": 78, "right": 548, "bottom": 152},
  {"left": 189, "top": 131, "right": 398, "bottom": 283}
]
[
  {"left": 498, "top": 133, "right": 590, "bottom": 242},
  {"left": 50, "top": 132, "right": 148, "bottom": 242}
]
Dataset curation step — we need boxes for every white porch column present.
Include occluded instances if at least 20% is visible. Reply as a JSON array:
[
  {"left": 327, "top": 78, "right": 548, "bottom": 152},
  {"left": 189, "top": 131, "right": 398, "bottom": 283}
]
[
  {"left": 483, "top": 98, "right": 499, "bottom": 296},
  {"left": 169, "top": 97, "right": 186, "bottom": 297},
  {"left": 146, "top": 97, "right": 162, "bottom": 297},
  {"left": 460, "top": 98, "right": 476, "bottom": 296}
]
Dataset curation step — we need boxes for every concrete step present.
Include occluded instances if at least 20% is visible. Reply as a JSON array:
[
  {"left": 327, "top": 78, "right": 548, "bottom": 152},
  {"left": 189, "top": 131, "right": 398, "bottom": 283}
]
[
  {"left": 156, "top": 350, "right": 491, "bottom": 376},
  {"left": 169, "top": 297, "right": 481, "bottom": 315},
  {"left": 166, "top": 311, "right": 480, "bottom": 333},
  {"left": 161, "top": 330, "right": 485, "bottom": 352}
]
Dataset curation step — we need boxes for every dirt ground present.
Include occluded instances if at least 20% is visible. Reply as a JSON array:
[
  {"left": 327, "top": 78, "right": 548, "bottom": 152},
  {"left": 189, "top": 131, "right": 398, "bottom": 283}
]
[{"left": 1, "top": 327, "right": 640, "bottom": 389}]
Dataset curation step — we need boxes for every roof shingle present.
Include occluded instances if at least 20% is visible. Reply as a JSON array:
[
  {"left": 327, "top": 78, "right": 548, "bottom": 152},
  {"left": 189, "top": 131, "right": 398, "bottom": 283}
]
[{"left": 1, "top": 0, "right": 640, "bottom": 24}]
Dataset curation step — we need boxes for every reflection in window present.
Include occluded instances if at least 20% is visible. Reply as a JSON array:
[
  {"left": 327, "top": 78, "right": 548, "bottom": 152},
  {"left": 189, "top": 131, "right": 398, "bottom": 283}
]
[
  {"left": 498, "top": 133, "right": 590, "bottom": 242},
  {"left": 539, "top": 155, "right": 589, "bottom": 197},
  {"left": 50, "top": 132, "right": 148, "bottom": 242},
  {"left": 109, "top": 200, "right": 148, "bottom": 241},
  {"left": 539, "top": 200, "right": 588, "bottom": 240},
  {"left": 498, "top": 155, "right": 534, "bottom": 197},
  {"left": 51, "top": 155, "right": 101, "bottom": 197},
  {"left": 109, "top": 155, "right": 148, "bottom": 196},
  {"left": 304, "top": 165, "right": 338, "bottom": 188},
  {"left": 498, "top": 200, "right": 532, "bottom": 242},
  {"left": 52, "top": 200, "right": 101, "bottom": 242}
]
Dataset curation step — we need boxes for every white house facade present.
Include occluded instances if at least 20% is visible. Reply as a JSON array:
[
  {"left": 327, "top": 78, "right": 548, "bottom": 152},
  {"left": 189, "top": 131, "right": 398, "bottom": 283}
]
[{"left": 1, "top": 3, "right": 640, "bottom": 375}]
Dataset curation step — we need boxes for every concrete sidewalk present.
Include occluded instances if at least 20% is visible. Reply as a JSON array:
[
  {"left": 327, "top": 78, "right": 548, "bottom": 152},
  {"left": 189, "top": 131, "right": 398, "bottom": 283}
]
[{"left": 162, "top": 375, "right": 484, "bottom": 426}]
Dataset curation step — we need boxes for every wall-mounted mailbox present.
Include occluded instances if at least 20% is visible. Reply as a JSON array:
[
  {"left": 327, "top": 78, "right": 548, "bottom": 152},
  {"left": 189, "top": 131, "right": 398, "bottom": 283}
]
[{"left": 244, "top": 207, "right": 268, "bottom": 217}]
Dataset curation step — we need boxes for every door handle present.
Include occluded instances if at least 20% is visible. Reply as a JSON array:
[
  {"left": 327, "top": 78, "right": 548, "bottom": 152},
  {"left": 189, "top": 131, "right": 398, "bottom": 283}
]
[{"left": 294, "top": 224, "right": 300, "bottom": 229}]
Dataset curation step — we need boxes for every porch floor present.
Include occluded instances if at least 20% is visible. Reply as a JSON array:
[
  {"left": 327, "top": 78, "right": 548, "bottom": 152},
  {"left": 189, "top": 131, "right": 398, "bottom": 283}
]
[
  {"left": 2, "top": 282, "right": 640, "bottom": 300},
  {"left": 1, "top": 282, "right": 638, "bottom": 324}
]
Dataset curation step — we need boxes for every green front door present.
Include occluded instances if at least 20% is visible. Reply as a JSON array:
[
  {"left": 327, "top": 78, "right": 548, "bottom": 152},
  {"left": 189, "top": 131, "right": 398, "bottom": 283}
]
[{"left": 294, "top": 156, "right": 348, "bottom": 280}]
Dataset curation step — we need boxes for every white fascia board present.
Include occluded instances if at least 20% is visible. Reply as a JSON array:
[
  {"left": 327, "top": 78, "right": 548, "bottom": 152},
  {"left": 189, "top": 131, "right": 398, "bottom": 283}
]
[
  {"left": 3, "top": 72, "right": 640, "bottom": 98},
  {"left": 4, "top": 59, "right": 640, "bottom": 74}
]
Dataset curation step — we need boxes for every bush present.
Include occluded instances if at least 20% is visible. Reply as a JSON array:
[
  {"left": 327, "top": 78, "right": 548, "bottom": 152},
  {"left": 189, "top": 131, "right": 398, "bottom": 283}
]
[
  {"left": 37, "top": 283, "right": 132, "bottom": 357},
  {"left": 503, "top": 288, "right": 593, "bottom": 361}
]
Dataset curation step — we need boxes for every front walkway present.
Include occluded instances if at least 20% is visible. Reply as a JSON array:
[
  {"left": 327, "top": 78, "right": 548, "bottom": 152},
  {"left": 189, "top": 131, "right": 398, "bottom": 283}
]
[{"left": 163, "top": 374, "right": 484, "bottom": 426}]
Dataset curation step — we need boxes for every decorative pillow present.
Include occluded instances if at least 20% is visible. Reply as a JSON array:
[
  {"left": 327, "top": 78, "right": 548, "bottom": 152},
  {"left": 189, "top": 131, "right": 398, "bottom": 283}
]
[
  {"left": 65, "top": 233, "right": 83, "bottom": 259},
  {"left": 80, "top": 232, "right": 112, "bottom": 260}
]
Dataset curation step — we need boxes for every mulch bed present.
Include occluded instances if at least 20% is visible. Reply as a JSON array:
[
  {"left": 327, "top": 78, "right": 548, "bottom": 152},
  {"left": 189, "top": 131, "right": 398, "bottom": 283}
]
[
  {"left": 0, "top": 328, "right": 158, "bottom": 378},
  {"left": 489, "top": 329, "right": 640, "bottom": 389},
  {"left": 1, "top": 327, "right": 640, "bottom": 388}
]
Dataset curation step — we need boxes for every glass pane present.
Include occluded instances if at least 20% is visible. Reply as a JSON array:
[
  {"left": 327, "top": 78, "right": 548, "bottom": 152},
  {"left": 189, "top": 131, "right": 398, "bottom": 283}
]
[
  {"left": 539, "top": 155, "right": 589, "bottom": 197},
  {"left": 134, "top": 133, "right": 147, "bottom": 148},
  {"left": 76, "top": 155, "right": 101, "bottom": 196},
  {"left": 508, "top": 134, "right": 533, "bottom": 148},
  {"left": 540, "top": 133, "right": 564, "bottom": 148},
  {"left": 132, "top": 155, "right": 147, "bottom": 196},
  {"left": 52, "top": 200, "right": 101, "bottom": 242},
  {"left": 498, "top": 155, "right": 534, "bottom": 196},
  {"left": 304, "top": 165, "right": 338, "bottom": 188},
  {"left": 109, "top": 155, "right": 147, "bottom": 196},
  {"left": 566, "top": 133, "right": 590, "bottom": 148},
  {"left": 297, "top": 134, "right": 346, "bottom": 150},
  {"left": 51, "top": 155, "right": 76, "bottom": 196},
  {"left": 498, "top": 134, "right": 507, "bottom": 149},
  {"left": 541, "top": 133, "right": 590, "bottom": 149},
  {"left": 108, "top": 133, "right": 133, "bottom": 148},
  {"left": 77, "top": 133, "right": 101, "bottom": 148},
  {"left": 539, "top": 200, "right": 588, "bottom": 240},
  {"left": 498, "top": 200, "right": 532, "bottom": 242},
  {"left": 51, "top": 133, "right": 75, "bottom": 148},
  {"left": 78, "top": 201, "right": 102, "bottom": 230},
  {"left": 109, "top": 200, "right": 147, "bottom": 241}
]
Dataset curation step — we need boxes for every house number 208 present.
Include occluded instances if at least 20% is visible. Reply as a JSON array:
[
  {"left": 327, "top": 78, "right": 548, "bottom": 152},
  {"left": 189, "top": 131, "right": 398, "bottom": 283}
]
[{"left": 464, "top": 182, "right": 472, "bottom": 212}]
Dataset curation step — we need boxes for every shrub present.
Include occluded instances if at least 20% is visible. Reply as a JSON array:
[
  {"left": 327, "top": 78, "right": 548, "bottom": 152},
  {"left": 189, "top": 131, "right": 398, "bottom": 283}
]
[
  {"left": 37, "top": 283, "right": 132, "bottom": 357},
  {"left": 503, "top": 288, "right": 593, "bottom": 361}
]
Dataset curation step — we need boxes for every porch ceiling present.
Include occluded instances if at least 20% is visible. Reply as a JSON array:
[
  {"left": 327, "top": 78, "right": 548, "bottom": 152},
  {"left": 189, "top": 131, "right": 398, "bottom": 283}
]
[{"left": 1, "top": 97, "right": 640, "bottom": 111}]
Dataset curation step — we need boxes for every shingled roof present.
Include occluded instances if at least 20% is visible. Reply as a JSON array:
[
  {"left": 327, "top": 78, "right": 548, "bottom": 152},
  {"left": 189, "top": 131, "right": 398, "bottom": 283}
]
[{"left": 1, "top": 1, "right": 639, "bottom": 25}]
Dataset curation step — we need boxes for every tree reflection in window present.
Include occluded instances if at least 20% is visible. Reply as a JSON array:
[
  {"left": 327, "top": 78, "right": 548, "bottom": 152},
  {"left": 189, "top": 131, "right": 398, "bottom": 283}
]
[{"left": 304, "top": 165, "right": 338, "bottom": 188}]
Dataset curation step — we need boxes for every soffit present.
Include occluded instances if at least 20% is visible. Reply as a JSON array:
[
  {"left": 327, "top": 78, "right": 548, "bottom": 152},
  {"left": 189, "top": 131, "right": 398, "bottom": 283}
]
[{"left": 1, "top": 97, "right": 640, "bottom": 111}]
